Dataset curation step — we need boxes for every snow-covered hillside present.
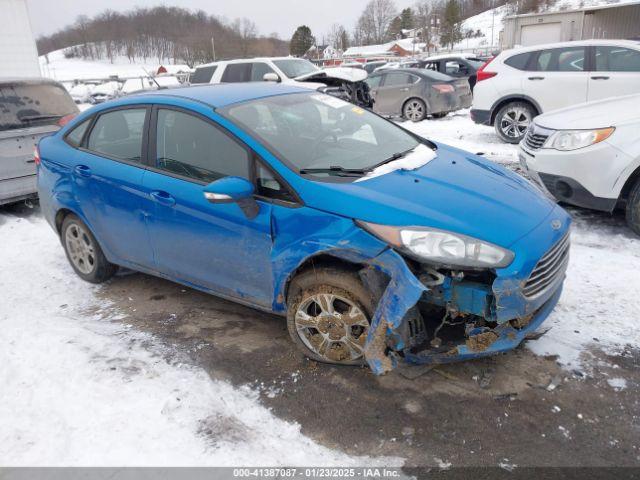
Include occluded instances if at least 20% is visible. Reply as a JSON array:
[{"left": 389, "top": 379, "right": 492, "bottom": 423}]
[{"left": 39, "top": 47, "right": 189, "bottom": 82}]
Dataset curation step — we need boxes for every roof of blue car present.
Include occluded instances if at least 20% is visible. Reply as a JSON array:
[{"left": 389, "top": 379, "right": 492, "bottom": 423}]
[{"left": 136, "top": 83, "right": 310, "bottom": 108}]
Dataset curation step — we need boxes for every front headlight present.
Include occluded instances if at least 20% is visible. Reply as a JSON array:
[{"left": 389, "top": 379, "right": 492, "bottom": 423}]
[
  {"left": 359, "top": 222, "right": 515, "bottom": 269},
  {"left": 544, "top": 127, "right": 614, "bottom": 151}
]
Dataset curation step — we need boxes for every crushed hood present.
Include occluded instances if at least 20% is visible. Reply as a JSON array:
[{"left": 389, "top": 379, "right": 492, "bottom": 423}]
[
  {"left": 295, "top": 67, "right": 368, "bottom": 84},
  {"left": 300, "top": 144, "right": 556, "bottom": 248}
]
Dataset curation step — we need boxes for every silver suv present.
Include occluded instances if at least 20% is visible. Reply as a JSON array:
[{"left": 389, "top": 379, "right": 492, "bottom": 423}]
[{"left": 1, "top": 78, "right": 78, "bottom": 205}]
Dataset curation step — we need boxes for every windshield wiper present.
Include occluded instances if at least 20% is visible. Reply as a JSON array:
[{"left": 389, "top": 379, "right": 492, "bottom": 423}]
[
  {"left": 368, "top": 147, "right": 417, "bottom": 170},
  {"left": 299, "top": 166, "right": 369, "bottom": 177},
  {"left": 19, "top": 114, "right": 64, "bottom": 122}
]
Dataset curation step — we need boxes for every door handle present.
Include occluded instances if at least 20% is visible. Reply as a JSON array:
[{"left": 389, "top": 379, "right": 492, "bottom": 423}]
[
  {"left": 74, "top": 165, "right": 92, "bottom": 178},
  {"left": 528, "top": 76, "right": 545, "bottom": 81},
  {"left": 150, "top": 190, "right": 176, "bottom": 207},
  {"left": 591, "top": 76, "right": 610, "bottom": 80}
]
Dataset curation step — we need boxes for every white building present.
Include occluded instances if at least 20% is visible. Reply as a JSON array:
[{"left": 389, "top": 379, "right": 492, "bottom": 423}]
[{"left": 0, "top": 0, "right": 40, "bottom": 77}]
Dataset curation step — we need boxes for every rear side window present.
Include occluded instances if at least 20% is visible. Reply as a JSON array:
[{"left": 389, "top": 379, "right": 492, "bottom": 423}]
[
  {"left": 384, "top": 72, "right": 415, "bottom": 86},
  {"left": 535, "top": 47, "right": 585, "bottom": 72},
  {"left": 86, "top": 108, "right": 147, "bottom": 162},
  {"left": 65, "top": 118, "right": 91, "bottom": 147},
  {"left": 221, "top": 64, "right": 252, "bottom": 83},
  {"left": 190, "top": 65, "right": 217, "bottom": 84},
  {"left": 155, "top": 109, "right": 250, "bottom": 183},
  {"left": 595, "top": 46, "right": 640, "bottom": 72},
  {"left": 0, "top": 82, "right": 78, "bottom": 132},
  {"left": 504, "top": 52, "right": 533, "bottom": 70}
]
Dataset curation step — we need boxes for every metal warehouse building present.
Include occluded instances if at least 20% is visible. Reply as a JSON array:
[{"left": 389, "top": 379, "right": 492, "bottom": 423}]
[{"left": 501, "top": 1, "right": 640, "bottom": 49}]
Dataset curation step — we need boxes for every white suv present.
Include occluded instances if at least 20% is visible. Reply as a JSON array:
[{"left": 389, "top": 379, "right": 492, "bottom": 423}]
[
  {"left": 190, "top": 57, "right": 373, "bottom": 108},
  {"left": 471, "top": 40, "right": 640, "bottom": 143},
  {"left": 519, "top": 94, "right": 640, "bottom": 235}
]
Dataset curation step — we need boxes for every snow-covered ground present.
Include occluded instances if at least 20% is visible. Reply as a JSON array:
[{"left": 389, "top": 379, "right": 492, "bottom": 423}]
[
  {"left": 0, "top": 215, "right": 402, "bottom": 467},
  {"left": 405, "top": 115, "right": 640, "bottom": 369}
]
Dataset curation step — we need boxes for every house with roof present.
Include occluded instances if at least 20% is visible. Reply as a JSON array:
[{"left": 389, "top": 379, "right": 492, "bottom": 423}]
[{"left": 343, "top": 38, "right": 427, "bottom": 59}]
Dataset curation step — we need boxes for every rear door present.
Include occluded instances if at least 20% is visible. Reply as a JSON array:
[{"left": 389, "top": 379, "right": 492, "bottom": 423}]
[
  {"left": 589, "top": 45, "right": 640, "bottom": 102},
  {"left": 525, "top": 46, "right": 589, "bottom": 112},
  {"left": 72, "top": 106, "right": 155, "bottom": 269},
  {"left": 220, "top": 63, "right": 252, "bottom": 83},
  {"left": 374, "top": 72, "right": 418, "bottom": 115}
]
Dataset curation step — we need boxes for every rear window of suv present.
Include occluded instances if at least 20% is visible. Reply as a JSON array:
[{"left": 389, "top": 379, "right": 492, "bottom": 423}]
[
  {"left": 504, "top": 52, "right": 533, "bottom": 70},
  {"left": 0, "top": 82, "right": 78, "bottom": 132}
]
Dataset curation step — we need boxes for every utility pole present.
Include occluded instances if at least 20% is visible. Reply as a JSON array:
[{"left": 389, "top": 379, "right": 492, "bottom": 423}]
[
  {"left": 211, "top": 36, "right": 216, "bottom": 61},
  {"left": 490, "top": 0, "right": 496, "bottom": 49}
]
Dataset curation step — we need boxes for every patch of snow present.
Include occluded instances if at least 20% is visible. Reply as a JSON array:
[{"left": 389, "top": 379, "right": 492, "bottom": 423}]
[
  {"left": 0, "top": 214, "right": 402, "bottom": 467},
  {"left": 356, "top": 143, "right": 437, "bottom": 182},
  {"left": 607, "top": 378, "right": 627, "bottom": 390}
]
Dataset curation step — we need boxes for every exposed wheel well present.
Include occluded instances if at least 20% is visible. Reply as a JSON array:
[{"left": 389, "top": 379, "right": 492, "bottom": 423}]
[
  {"left": 55, "top": 208, "right": 74, "bottom": 234},
  {"left": 619, "top": 165, "right": 640, "bottom": 203},
  {"left": 283, "top": 254, "right": 366, "bottom": 304},
  {"left": 490, "top": 98, "right": 540, "bottom": 125}
]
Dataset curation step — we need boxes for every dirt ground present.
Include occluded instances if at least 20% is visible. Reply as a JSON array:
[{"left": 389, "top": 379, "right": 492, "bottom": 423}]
[
  {"left": 5, "top": 202, "right": 638, "bottom": 469},
  {"left": 93, "top": 263, "right": 639, "bottom": 469}
]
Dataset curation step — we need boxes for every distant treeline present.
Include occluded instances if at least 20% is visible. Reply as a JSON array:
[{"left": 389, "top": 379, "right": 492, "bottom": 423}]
[{"left": 36, "top": 6, "right": 289, "bottom": 67}]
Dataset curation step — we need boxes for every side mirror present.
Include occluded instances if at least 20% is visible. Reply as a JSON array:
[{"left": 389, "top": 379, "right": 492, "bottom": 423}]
[
  {"left": 203, "top": 177, "right": 259, "bottom": 219},
  {"left": 263, "top": 72, "right": 280, "bottom": 83}
]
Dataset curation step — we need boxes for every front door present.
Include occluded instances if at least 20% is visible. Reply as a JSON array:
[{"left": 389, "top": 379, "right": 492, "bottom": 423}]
[
  {"left": 72, "top": 106, "right": 154, "bottom": 269},
  {"left": 143, "top": 106, "right": 274, "bottom": 307},
  {"left": 589, "top": 46, "right": 640, "bottom": 102}
]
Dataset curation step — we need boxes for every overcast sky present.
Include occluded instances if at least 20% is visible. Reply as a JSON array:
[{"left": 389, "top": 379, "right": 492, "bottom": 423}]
[{"left": 26, "top": 0, "right": 417, "bottom": 40}]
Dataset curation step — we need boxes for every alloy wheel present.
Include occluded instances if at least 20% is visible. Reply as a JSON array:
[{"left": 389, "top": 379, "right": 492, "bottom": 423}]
[
  {"left": 64, "top": 222, "right": 96, "bottom": 275},
  {"left": 404, "top": 100, "right": 425, "bottom": 122},
  {"left": 499, "top": 106, "right": 531, "bottom": 139},
  {"left": 294, "top": 292, "right": 369, "bottom": 363}
]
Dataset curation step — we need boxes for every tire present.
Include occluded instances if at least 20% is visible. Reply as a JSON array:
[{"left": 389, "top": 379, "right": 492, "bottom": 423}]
[
  {"left": 61, "top": 214, "right": 117, "bottom": 283},
  {"left": 494, "top": 101, "right": 536, "bottom": 144},
  {"left": 403, "top": 98, "right": 427, "bottom": 122},
  {"left": 431, "top": 112, "right": 448, "bottom": 119},
  {"left": 286, "top": 267, "right": 375, "bottom": 366},
  {"left": 626, "top": 178, "right": 640, "bottom": 236}
]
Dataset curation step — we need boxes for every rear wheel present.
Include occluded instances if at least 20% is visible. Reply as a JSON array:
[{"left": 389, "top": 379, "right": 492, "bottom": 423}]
[
  {"left": 61, "top": 214, "right": 117, "bottom": 283},
  {"left": 287, "top": 267, "right": 374, "bottom": 365},
  {"left": 403, "top": 98, "right": 427, "bottom": 122},
  {"left": 494, "top": 101, "right": 536, "bottom": 144},
  {"left": 626, "top": 178, "right": 640, "bottom": 236}
]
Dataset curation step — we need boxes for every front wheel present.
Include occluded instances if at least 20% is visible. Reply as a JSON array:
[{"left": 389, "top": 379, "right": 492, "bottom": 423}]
[
  {"left": 626, "top": 178, "right": 640, "bottom": 236},
  {"left": 403, "top": 98, "right": 427, "bottom": 122},
  {"left": 61, "top": 214, "right": 117, "bottom": 283},
  {"left": 287, "top": 268, "right": 373, "bottom": 365},
  {"left": 494, "top": 101, "right": 536, "bottom": 144}
]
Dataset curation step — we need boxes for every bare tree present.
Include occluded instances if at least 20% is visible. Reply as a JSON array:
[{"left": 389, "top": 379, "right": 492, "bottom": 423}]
[
  {"left": 356, "top": 0, "right": 398, "bottom": 45},
  {"left": 326, "top": 23, "right": 349, "bottom": 51},
  {"left": 233, "top": 18, "right": 258, "bottom": 57}
]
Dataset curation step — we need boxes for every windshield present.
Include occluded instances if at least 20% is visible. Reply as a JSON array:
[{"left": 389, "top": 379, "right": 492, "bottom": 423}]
[
  {"left": 223, "top": 93, "right": 420, "bottom": 176},
  {"left": 0, "top": 83, "right": 78, "bottom": 131},
  {"left": 273, "top": 59, "right": 319, "bottom": 79}
]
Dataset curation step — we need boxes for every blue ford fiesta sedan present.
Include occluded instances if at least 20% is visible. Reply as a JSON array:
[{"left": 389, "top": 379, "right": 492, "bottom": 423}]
[{"left": 37, "top": 84, "right": 571, "bottom": 374}]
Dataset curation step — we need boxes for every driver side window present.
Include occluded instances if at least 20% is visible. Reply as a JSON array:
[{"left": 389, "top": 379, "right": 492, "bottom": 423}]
[{"left": 155, "top": 109, "right": 250, "bottom": 183}]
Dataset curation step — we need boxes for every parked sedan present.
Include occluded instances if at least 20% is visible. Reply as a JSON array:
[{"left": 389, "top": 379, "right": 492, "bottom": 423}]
[
  {"left": 37, "top": 83, "right": 570, "bottom": 375},
  {"left": 520, "top": 94, "right": 640, "bottom": 235},
  {"left": 367, "top": 68, "right": 472, "bottom": 121}
]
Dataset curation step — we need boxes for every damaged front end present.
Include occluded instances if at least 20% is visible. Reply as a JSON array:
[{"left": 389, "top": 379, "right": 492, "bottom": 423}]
[
  {"left": 358, "top": 212, "right": 571, "bottom": 375},
  {"left": 295, "top": 68, "right": 374, "bottom": 109}
]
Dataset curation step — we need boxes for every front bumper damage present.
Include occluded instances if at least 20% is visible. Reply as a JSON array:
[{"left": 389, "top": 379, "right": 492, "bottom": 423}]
[
  {"left": 359, "top": 210, "right": 571, "bottom": 375},
  {"left": 361, "top": 246, "right": 565, "bottom": 375}
]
